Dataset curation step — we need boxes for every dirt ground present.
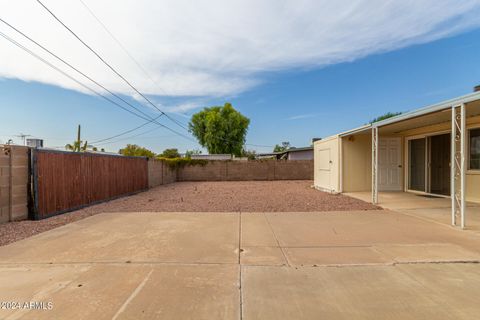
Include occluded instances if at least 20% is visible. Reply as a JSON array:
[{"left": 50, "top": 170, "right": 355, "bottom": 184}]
[
  {"left": 87, "top": 180, "right": 378, "bottom": 213},
  {"left": 0, "top": 181, "right": 379, "bottom": 246}
]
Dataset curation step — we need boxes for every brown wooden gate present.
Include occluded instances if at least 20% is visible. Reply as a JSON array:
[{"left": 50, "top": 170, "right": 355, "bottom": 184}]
[{"left": 32, "top": 149, "right": 148, "bottom": 220}]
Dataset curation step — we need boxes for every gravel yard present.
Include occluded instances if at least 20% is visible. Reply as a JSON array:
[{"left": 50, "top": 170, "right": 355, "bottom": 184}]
[{"left": 0, "top": 180, "right": 379, "bottom": 246}]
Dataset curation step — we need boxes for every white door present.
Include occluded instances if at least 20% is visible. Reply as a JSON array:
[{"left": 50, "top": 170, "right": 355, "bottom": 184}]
[
  {"left": 316, "top": 148, "right": 332, "bottom": 191},
  {"left": 378, "top": 137, "right": 402, "bottom": 191}
]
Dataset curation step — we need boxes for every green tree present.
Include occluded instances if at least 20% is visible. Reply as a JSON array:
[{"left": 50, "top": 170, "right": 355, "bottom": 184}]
[
  {"left": 370, "top": 112, "right": 402, "bottom": 124},
  {"left": 273, "top": 141, "right": 290, "bottom": 152},
  {"left": 189, "top": 103, "right": 250, "bottom": 156},
  {"left": 65, "top": 141, "right": 81, "bottom": 152},
  {"left": 65, "top": 140, "right": 90, "bottom": 152},
  {"left": 119, "top": 144, "right": 155, "bottom": 157},
  {"left": 160, "top": 148, "right": 180, "bottom": 158}
]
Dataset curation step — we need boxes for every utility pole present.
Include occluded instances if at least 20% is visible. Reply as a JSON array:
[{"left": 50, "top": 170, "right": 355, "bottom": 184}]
[{"left": 76, "top": 125, "right": 81, "bottom": 152}]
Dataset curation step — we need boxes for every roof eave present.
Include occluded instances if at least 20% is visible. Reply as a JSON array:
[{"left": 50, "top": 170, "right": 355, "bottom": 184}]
[
  {"left": 372, "top": 90, "right": 480, "bottom": 128},
  {"left": 338, "top": 124, "right": 372, "bottom": 137}
]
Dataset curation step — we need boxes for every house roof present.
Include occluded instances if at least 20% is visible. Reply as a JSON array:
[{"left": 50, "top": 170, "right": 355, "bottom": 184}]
[
  {"left": 257, "top": 146, "right": 313, "bottom": 157},
  {"left": 331, "top": 90, "right": 480, "bottom": 138},
  {"left": 372, "top": 90, "right": 480, "bottom": 128},
  {"left": 284, "top": 146, "right": 313, "bottom": 153}
]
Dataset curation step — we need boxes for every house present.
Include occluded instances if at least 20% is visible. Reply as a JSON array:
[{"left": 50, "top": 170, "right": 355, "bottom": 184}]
[
  {"left": 314, "top": 87, "right": 480, "bottom": 228},
  {"left": 284, "top": 147, "right": 314, "bottom": 160},
  {"left": 26, "top": 138, "right": 44, "bottom": 148},
  {"left": 190, "top": 154, "right": 232, "bottom": 160},
  {"left": 258, "top": 146, "right": 314, "bottom": 160}
]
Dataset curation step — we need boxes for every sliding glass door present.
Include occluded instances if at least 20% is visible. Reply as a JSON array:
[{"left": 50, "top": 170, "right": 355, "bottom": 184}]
[
  {"left": 408, "top": 138, "right": 426, "bottom": 192},
  {"left": 408, "top": 133, "right": 451, "bottom": 195},
  {"left": 429, "top": 134, "right": 451, "bottom": 195}
]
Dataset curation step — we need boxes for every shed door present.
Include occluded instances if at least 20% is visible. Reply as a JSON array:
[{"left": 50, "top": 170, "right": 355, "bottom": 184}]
[
  {"left": 378, "top": 137, "right": 402, "bottom": 191},
  {"left": 317, "top": 148, "right": 332, "bottom": 190}
]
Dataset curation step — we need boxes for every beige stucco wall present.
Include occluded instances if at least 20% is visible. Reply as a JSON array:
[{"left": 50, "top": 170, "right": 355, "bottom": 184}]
[
  {"left": 315, "top": 110, "right": 480, "bottom": 203},
  {"left": 341, "top": 134, "right": 372, "bottom": 192},
  {"left": 314, "top": 136, "right": 340, "bottom": 192}
]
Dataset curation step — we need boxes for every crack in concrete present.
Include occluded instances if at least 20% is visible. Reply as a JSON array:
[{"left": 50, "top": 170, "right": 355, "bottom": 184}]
[
  {"left": 0, "top": 261, "right": 237, "bottom": 266},
  {"left": 263, "top": 213, "right": 291, "bottom": 267},
  {"left": 112, "top": 268, "right": 153, "bottom": 320},
  {"left": 0, "top": 260, "right": 478, "bottom": 271},
  {"left": 241, "top": 245, "right": 372, "bottom": 249}
]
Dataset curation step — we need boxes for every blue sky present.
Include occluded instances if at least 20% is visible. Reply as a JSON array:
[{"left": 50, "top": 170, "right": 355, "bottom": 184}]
[{"left": 1, "top": 1, "right": 480, "bottom": 153}]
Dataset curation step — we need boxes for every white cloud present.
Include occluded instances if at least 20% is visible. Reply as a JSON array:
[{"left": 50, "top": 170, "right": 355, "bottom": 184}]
[
  {"left": 159, "top": 101, "right": 204, "bottom": 114},
  {"left": 286, "top": 113, "right": 322, "bottom": 120},
  {"left": 0, "top": 0, "right": 479, "bottom": 98}
]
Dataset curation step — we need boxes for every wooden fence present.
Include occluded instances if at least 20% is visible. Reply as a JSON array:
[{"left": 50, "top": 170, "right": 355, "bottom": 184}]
[{"left": 32, "top": 149, "right": 148, "bottom": 220}]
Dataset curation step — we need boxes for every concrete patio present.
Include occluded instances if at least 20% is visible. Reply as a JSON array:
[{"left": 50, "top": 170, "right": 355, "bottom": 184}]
[
  {"left": 346, "top": 191, "right": 480, "bottom": 232},
  {"left": 1, "top": 210, "right": 480, "bottom": 319}
]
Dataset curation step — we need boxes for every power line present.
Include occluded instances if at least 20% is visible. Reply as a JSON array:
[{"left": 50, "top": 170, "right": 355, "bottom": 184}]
[
  {"left": 1, "top": 19, "right": 270, "bottom": 150},
  {"left": 77, "top": 0, "right": 167, "bottom": 96},
  {"left": 0, "top": 30, "right": 196, "bottom": 144},
  {"left": 90, "top": 114, "right": 163, "bottom": 144},
  {"left": 0, "top": 17, "right": 162, "bottom": 129},
  {"left": 36, "top": 0, "right": 189, "bottom": 132},
  {"left": 3, "top": 6, "right": 273, "bottom": 150},
  {"left": 245, "top": 143, "right": 274, "bottom": 148},
  {"left": 34, "top": 2, "right": 275, "bottom": 149},
  {"left": 78, "top": 0, "right": 192, "bottom": 133},
  {"left": 0, "top": 17, "right": 195, "bottom": 144},
  {"left": 0, "top": 30, "right": 142, "bottom": 120},
  {"left": 94, "top": 126, "right": 166, "bottom": 146}
]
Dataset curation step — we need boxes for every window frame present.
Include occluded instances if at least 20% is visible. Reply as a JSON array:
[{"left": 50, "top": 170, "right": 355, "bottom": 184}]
[{"left": 468, "top": 127, "right": 480, "bottom": 171}]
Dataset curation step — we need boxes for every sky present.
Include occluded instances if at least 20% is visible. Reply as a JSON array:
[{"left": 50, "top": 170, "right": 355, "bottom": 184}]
[{"left": 1, "top": 0, "right": 480, "bottom": 153}]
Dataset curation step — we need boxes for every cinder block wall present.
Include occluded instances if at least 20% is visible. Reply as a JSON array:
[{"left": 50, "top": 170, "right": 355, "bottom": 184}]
[
  {"left": 274, "top": 160, "right": 313, "bottom": 180},
  {"left": 177, "top": 161, "right": 227, "bottom": 181},
  {"left": 162, "top": 162, "right": 177, "bottom": 184},
  {"left": 0, "top": 145, "right": 29, "bottom": 222},
  {"left": 153, "top": 159, "right": 313, "bottom": 182},
  {"left": 147, "top": 159, "right": 177, "bottom": 188},
  {"left": 177, "top": 160, "right": 313, "bottom": 181}
]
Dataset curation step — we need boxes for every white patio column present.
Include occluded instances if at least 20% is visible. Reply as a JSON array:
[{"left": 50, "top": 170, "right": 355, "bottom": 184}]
[
  {"left": 372, "top": 127, "right": 379, "bottom": 204},
  {"left": 451, "top": 104, "right": 466, "bottom": 228}
]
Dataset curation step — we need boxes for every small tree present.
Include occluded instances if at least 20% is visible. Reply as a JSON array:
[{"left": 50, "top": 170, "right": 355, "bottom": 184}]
[
  {"left": 370, "top": 112, "right": 402, "bottom": 124},
  {"left": 242, "top": 149, "right": 257, "bottom": 160},
  {"left": 160, "top": 148, "right": 180, "bottom": 158},
  {"left": 273, "top": 142, "right": 291, "bottom": 152},
  {"left": 189, "top": 103, "right": 250, "bottom": 156},
  {"left": 119, "top": 144, "right": 155, "bottom": 157}
]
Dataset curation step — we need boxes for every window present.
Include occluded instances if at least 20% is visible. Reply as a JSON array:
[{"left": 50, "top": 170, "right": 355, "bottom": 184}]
[{"left": 470, "top": 128, "right": 480, "bottom": 170}]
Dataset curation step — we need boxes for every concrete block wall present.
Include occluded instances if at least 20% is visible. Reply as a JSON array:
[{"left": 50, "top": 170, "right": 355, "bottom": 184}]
[
  {"left": 147, "top": 159, "right": 177, "bottom": 188},
  {"left": 162, "top": 162, "right": 177, "bottom": 184},
  {"left": 0, "top": 145, "right": 29, "bottom": 223},
  {"left": 274, "top": 160, "right": 313, "bottom": 180},
  {"left": 177, "top": 161, "right": 227, "bottom": 181},
  {"left": 177, "top": 160, "right": 313, "bottom": 181},
  {"left": 225, "top": 161, "right": 274, "bottom": 181},
  {"left": 155, "top": 160, "right": 313, "bottom": 182}
]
